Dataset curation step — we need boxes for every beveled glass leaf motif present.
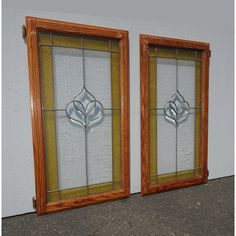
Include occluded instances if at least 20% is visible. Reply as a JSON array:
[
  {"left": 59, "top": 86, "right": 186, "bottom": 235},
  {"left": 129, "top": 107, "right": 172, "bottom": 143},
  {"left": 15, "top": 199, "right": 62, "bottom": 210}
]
[
  {"left": 164, "top": 90, "right": 190, "bottom": 126},
  {"left": 65, "top": 88, "right": 104, "bottom": 128}
]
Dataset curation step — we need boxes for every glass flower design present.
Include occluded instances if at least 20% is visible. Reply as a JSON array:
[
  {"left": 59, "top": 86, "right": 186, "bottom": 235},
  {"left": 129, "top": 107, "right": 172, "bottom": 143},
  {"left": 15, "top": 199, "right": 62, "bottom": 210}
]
[
  {"left": 164, "top": 90, "right": 190, "bottom": 126},
  {"left": 65, "top": 88, "right": 104, "bottom": 128}
]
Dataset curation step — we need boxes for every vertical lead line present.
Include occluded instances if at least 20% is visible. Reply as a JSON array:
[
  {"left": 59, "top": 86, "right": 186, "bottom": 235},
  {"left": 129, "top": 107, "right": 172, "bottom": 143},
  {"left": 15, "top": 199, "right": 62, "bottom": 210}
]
[
  {"left": 175, "top": 49, "right": 179, "bottom": 177},
  {"left": 176, "top": 124, "right": 178, "bottom": 177},
  {"left": 84, "top": 127, "right": 89, "bottom": 195},
  {"left": 81, "top": 36, "right": 89, "bottom": 195},
  {"left": 194, "top": 51, "right": 197, "bottom": 174},
  {"left": 82, "top": 37, "right": 86, "bottom": 88},
  {"left": 80, "top": 36, "right": 89, "bottom": 195},
  {"left": 176, "top": 49, "right": 179, "bottom": 90}
]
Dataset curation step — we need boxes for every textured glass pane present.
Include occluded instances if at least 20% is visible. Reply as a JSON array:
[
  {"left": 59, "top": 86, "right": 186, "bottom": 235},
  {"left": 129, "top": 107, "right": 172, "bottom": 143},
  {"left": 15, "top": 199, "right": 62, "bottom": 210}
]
[
  {"left": 156, "top": 58, "right": 176, "bottom": 108},
  {"left": 53, "top": 47, "right": 83, "bottom": 109},
  {"left": 177, "top": 113, "right": 195, "bottom": 172},
  {"left": 87, "top": 111, "right": 112, "bottom": 185},
  {"left": 178, "top": 60, "right": 196, "bottom": 108},
  {"left": 157, "top": 111, "right": 176, "bottom": 175},
  {"left": 85, "top": 50, "right": 111, "bottom": 108},
  {"left": 55, "top": 112, "right": 86, "bottom": 190},
  {"left": 53, "top": 47, "right": 112, "bottom": 189}
]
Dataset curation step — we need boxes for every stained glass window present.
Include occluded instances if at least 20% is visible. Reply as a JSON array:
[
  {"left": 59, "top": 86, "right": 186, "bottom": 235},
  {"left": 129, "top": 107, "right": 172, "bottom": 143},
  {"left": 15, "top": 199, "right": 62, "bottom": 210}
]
[{"left": 140, "top": 35, "right": 210, "bottom": 195}]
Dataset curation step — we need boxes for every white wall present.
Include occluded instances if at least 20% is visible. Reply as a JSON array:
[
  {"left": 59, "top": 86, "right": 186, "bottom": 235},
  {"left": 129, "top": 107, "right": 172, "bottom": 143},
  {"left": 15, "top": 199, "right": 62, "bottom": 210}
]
[{"left": 2, "top": 0, "right": 234, "bottom": 217}]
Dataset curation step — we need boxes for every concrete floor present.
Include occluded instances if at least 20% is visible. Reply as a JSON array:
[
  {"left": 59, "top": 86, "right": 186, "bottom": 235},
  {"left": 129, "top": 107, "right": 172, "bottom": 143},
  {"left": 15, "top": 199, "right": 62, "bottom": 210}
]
[{"left": 2, "top": 177, "right": 234, "bottom": 236}]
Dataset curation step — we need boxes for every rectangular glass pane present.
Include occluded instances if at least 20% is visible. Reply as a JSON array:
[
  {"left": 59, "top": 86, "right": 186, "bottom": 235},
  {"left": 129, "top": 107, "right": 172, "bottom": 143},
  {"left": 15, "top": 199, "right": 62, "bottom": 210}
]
[
  {"left": 149, "top": 46, "right": 202, "bottom": 185},
  {"left": 39, "top": 32, "right": 122, "bottom": 202},
  {"left": 157, "top": 110, "right": 176, "bottom": 175},
  {"left": 55, "top": 112, "right": 86, "bottom": 190}
]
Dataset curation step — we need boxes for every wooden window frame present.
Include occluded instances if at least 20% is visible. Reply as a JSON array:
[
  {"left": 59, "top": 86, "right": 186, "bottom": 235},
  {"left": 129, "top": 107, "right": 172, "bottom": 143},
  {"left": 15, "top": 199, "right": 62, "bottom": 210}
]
[
  {"left": 140, "top": 34, "right": 210, "bottom": 196},
  {"left": 26, "top": 16, "right": 130, "bottom": 215}
]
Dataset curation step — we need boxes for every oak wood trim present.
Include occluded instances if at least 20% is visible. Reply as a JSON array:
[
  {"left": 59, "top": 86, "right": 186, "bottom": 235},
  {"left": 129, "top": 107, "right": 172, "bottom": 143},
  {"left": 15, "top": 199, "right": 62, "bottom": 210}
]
[
  {"left": 140, "top": 34, "right": 209, "bottom": 51},
  {"left": 45, "top": 190, "right": 128, "bottom": 214},
  {"left": 120, "top": 31, "right": 130, "bottom": 196},
  {"left": 26, "top": 18, "right": 47, "bottom": 213},
  {"left": 26, "top": 16, "right": 127, "bottom": 40},
  {"left": 26, "top": 16, "right": 130, "bottom": 215},
  {"left": 142, "top": 177, "right": 207, "bottom": 196},
  {"left": 140, "top": 34, "right": 210, "bottom": 196},
  {"left": 201, "top": 50, "right": 210, "bottom": 179},
  {"left": 140, "top": 37, "right": 150, "bottom": 195}
]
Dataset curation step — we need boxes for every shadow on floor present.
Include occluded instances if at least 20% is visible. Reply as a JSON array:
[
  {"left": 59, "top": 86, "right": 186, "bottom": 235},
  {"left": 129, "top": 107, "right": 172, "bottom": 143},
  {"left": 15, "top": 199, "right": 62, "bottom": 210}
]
[{"left": 2, "top": 177, "right": 234, "bottom": 236}]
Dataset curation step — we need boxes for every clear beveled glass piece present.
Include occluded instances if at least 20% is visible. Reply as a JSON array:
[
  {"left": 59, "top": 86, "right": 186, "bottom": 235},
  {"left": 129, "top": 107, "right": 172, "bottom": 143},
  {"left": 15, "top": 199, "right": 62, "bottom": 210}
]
[
  {"left": 164, "top": 90, "right": 190, "bottom": 126},
  {"left": 65, "top": 87, "right": 104, "bottom": 128}
]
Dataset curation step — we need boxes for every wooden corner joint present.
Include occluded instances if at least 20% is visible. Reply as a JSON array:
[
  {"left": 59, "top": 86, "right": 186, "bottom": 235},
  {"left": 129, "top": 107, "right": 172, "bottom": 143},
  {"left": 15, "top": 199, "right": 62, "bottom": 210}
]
[
  {"left": 117, "top": 31, "right": 128, "bottom": 39},
  {"left": 142, "top": 40, "right": 149, "bottom": 49},
  {"left": 26, "top": 29, "right": 37, "bottom": 42},
  {"left": 29, "top": 30, "right": 37, "bottom": 37},
  {"left": 116, "top": 32, "right": 122, "bottom": 39}
]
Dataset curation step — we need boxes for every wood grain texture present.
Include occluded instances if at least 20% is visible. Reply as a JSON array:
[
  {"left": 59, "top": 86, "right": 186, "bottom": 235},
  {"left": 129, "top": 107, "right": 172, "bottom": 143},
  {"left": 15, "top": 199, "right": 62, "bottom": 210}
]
[
  {"left": 140, "top": 34, "right": 210, "bottom": 196},
  {"left": 201, "top": 50, "right": 210, "bottom": 179},
  {"left": 45, "top": 190, "right": 129, "bottom": 214},
  {"left": 26, "top": 18, "right": 47, "bottom": 214},
  {"left": 140, "top": 34, "right": 209, "bottom": 51},
  {"left": 26, "top": 16, "right": 130, "bottom": 215},
  {"left": 142, "top": 177, "right": 207, "bottom": 196},
  {"left": 26, "top": 16, "right": 127, "bottom": 39},
  {"left": 140, "top": 37, "right": 150, "bottom": 195},
  {"left": 120, "top": 32, "right": 130, "bottom": 196}
]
